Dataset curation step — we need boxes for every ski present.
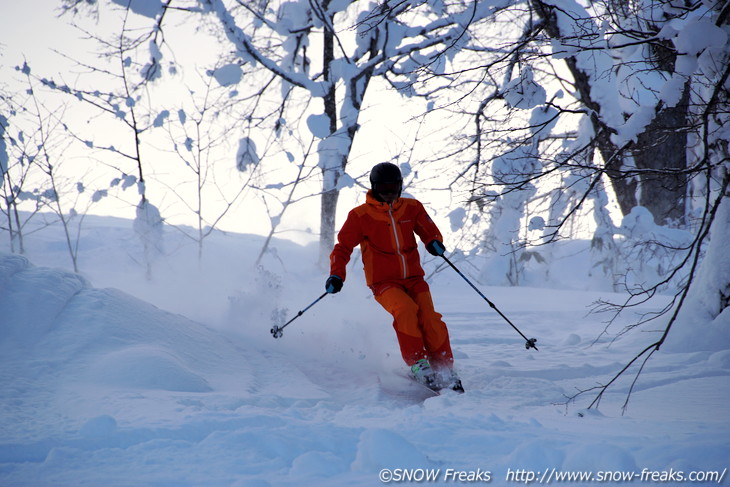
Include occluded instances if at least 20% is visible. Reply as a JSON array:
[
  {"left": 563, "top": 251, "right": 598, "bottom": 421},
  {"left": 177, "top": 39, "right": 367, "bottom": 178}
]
[
  {"left": 377, "top": 366, "right": 465, "bottom": 402},
  {"left": 419, "top": 375, "right": 465, "bottom": 395}
]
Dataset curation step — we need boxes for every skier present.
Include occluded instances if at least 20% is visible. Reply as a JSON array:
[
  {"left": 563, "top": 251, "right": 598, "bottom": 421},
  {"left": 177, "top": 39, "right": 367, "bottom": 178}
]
[{"left": 325, "top": 162, "right": 463, "bottom": 393}]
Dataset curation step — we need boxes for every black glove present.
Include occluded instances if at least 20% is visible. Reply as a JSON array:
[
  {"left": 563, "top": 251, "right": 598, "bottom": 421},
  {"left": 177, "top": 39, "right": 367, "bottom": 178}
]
[
  {"left": 426, "top": 240, "right": 446, "bottom": 256},
  {"left": 325, "top": 275, "right": 343, "bottom": 294}
]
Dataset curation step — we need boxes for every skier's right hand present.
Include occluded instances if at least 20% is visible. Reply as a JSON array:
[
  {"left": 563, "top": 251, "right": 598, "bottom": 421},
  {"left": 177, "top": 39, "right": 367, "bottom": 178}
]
[
  {"left": 325, "top": 275, "right": 343, "bottom": 294},
  {"left": 426, "top": 240, "right": 446, "bottom": 256}
]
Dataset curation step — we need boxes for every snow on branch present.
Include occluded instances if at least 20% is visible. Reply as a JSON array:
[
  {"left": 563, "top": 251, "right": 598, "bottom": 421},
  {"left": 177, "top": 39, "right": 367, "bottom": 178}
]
[{"left": 203, "top": 0, "right": 327, "bottom": 97}]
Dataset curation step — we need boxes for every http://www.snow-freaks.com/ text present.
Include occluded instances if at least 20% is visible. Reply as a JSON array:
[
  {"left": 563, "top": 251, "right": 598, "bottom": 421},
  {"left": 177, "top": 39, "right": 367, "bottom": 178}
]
[{"left": 377, "top": 466, "right": 727, "bottom": 484}]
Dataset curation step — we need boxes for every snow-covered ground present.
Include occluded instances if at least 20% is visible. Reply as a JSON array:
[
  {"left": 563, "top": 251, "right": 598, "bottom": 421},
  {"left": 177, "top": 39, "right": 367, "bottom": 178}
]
[{"left": 1, "top": 215, "right": 728, "bottom": 486}]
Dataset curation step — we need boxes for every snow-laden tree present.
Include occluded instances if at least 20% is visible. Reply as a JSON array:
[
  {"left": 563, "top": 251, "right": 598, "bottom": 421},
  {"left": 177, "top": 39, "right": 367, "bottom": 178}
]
[
  {"left": 204, "top": 0, "right": 516, "bottom": 263},
  {"left": 24, "top": 3, "right": 173, "bottom": 276},
  {"left": 33, "top": 1, "right": 268, "bottom": 271},
  {"left": 407, "top": 0, "right": 728, "bottom": 406},
  {"left": 60, "top": 0, "right": 500, "bottom": 264},
  {"left": 528, "top": 0, "right": 728, "bottom": 225},
  {"left": 428, "top": 0, "right": 727, "bottom": 284}
]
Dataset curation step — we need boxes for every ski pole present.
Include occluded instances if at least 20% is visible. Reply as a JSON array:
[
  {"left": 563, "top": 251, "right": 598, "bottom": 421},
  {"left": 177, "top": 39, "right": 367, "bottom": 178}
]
[
  {"left": 270, "top": 292, "right": 328, "bottom": 339},
  {"left": 440, "top": 254, "right": 538, "bottom": 351}
]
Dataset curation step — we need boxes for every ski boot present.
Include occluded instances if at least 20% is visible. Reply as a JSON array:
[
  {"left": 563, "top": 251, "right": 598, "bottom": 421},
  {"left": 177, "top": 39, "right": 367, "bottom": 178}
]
[{"left": 410, "top": 359, "right": 438, "bottom": 391}]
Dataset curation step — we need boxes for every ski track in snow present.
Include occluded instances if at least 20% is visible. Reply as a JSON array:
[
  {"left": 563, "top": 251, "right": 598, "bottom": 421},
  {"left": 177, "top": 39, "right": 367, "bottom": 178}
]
[{"left": 1, "top": 225, "right": 729, "bottom": 486}]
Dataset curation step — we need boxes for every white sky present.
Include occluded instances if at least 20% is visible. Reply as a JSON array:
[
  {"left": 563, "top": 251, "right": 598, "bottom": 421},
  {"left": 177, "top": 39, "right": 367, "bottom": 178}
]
[{"left": 1, "top": 1, "right": 81, "bottom": 71}]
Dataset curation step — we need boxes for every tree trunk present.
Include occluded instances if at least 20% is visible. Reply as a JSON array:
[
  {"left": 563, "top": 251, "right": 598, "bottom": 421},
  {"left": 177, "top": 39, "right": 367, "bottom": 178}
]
[
  {"left": 319, "top": 0, "right": 339, "bottom": 268},
  {"left": 317, "top": 0, "right": 379, "bottom": 267},
  {"left": 632, "top": 86, "right": 690, "bottom": 225},
  {"left": 531, "top": 0, "right": 637, "bottom": 216},
  {"left": 532, "top": 0, "right": 689, "bottom": 225},
  {"left": 319, "top": 188, "right": 339, "bottom": 268}
]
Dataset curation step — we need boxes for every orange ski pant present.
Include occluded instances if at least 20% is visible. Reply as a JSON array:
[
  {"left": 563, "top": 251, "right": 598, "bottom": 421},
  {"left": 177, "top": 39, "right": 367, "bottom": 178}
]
[{"left": 373, "top": 278, "right": 454, "bottom": 370}]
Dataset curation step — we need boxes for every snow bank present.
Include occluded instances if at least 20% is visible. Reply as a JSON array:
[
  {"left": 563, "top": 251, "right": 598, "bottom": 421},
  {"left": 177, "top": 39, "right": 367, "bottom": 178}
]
[{"left": 0, "top": 253, "right": 255, "bottom": 394}]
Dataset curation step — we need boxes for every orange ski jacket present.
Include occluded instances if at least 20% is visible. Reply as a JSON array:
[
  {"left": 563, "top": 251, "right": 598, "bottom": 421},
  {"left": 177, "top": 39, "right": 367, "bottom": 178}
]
[{"left": 330, "top": 191, "right": 443, "bottom": 287}]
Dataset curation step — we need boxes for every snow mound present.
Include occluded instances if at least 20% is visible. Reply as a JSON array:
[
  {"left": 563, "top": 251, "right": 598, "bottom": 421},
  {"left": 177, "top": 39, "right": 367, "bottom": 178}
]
[
  {"left": 85, "top": 345, "right": 213, "bottom": 392},
  {"left": 0, "top": 253, "right": 87, "bottom": 347},
  {"left": 351, "top": 429, "right": 432, "bottom": 471},
  {"left": 0, "top": 252, "right": 324, "bottom": 400}
]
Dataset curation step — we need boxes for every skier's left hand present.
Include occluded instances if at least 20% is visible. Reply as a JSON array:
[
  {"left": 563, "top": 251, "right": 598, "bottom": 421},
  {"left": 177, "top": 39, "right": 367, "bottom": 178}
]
[
  {"left": 426, "top": 240, "right": 446, "bottom": 256},
  {"left": 325, "top": 275, "right": 343, "bottom": 294}
]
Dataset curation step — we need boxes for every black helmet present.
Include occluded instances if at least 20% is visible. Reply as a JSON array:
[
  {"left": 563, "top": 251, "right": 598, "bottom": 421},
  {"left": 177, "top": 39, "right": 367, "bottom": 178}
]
[
  {"left": 370, "top": 162, "right": 403, "bottom": 201},
  {"left": 370, "top": 162, "right": 402, "bottom": 186}
]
